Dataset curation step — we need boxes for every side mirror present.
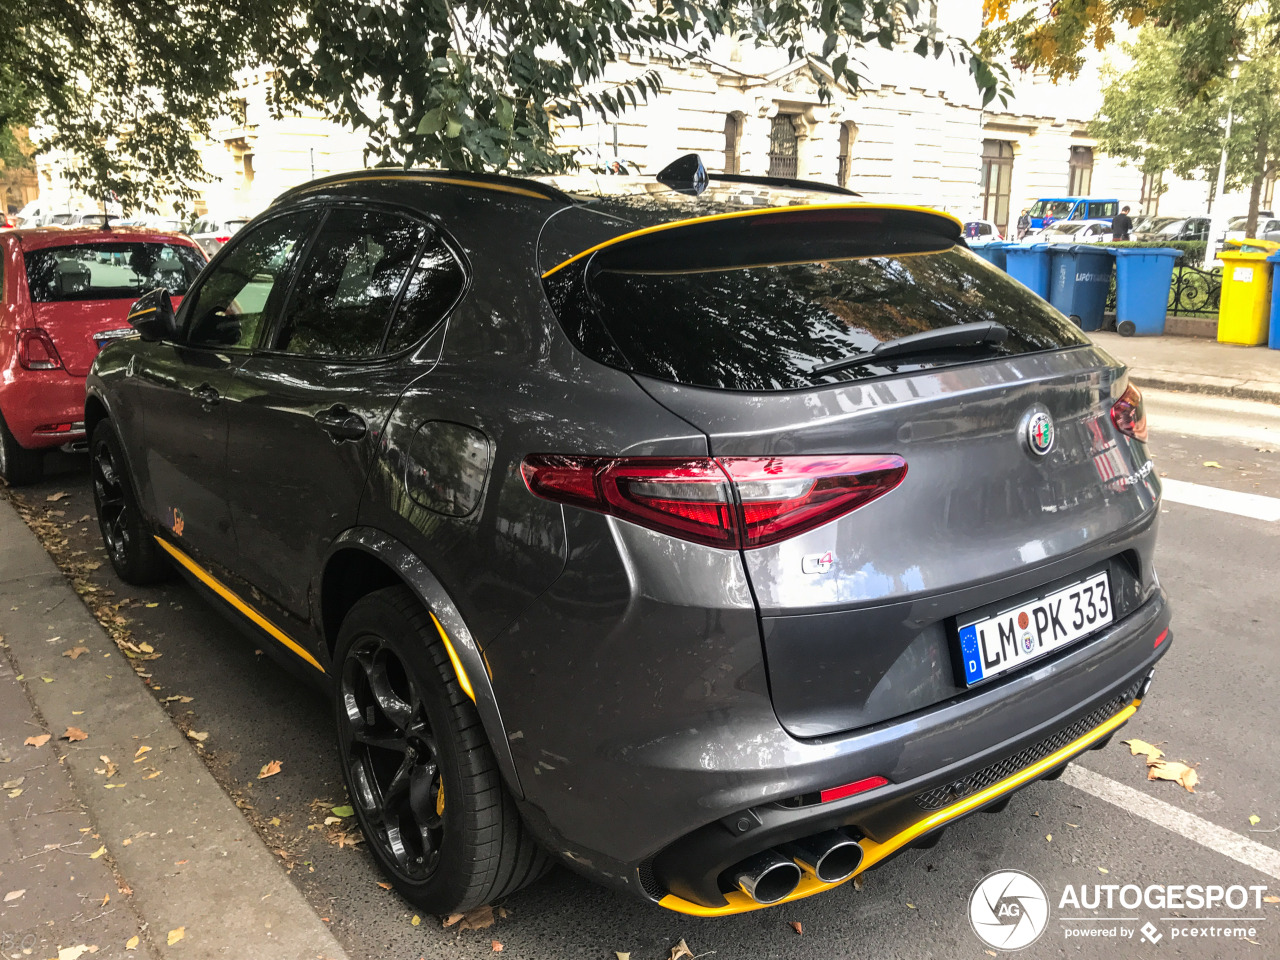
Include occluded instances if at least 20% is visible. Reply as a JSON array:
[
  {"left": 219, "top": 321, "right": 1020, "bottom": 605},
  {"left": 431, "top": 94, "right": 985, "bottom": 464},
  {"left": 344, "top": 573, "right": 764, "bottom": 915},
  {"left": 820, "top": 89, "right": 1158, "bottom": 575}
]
[{"left": 126, "top": 288, "right": 177, "bottom": 342}]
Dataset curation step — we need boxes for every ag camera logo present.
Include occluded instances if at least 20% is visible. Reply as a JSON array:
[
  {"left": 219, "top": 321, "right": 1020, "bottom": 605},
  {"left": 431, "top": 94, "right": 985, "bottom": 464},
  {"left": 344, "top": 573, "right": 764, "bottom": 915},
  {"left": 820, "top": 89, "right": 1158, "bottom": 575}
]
[{"left": 969, "top": 870, "right": 1050, "bottom": 951}]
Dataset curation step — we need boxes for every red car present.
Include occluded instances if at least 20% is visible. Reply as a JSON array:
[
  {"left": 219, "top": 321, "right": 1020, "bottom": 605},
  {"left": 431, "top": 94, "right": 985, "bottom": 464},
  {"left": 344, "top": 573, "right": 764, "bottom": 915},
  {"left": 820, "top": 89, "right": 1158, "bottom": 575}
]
[{"left": 0, "top": 227, "right": 206, "bottom": 483}]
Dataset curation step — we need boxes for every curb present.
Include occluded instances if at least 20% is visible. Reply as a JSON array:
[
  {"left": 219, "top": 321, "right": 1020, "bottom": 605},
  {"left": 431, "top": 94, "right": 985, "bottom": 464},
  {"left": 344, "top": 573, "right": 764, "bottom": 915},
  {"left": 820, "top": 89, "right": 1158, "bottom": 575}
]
[
  {"left": 1131, "top": 372, "right": 1280, "bottom": 404},
  {"left": 0, "top": 500, "right": 352, "bottom": 960}
]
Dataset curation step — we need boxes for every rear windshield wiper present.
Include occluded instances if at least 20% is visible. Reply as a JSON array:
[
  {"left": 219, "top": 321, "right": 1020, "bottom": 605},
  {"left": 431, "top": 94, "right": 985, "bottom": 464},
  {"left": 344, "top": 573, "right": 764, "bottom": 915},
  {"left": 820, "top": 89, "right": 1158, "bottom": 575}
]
[{"left": 810, "top": 321, "right": 1010, "bottom": 377}]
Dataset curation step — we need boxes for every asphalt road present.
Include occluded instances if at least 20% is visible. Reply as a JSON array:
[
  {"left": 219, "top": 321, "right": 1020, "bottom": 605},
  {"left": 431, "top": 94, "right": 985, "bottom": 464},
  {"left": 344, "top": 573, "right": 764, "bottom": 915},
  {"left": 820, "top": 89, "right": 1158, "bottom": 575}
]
[{"left": 7, "top": 387, "right": 1280, "bottom": 960}]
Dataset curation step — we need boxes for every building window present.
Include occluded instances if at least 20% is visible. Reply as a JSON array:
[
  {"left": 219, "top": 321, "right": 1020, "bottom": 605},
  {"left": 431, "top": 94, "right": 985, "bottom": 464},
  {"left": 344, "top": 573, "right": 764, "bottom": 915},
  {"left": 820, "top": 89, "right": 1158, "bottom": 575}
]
[
  {"left": 1140, "top": 171, "right": 1163, "bottom": 215},
  {"left": 768, "top": 114, "right": 799, "bottom": 179},
  {"left": 980, "top": 139, "right": 1014, "bottom": 236},
  {"left": 723, "top": 114, "right": 742, "bottom": 175},
  {"left": 837, "top": 122, "right": 858, "bottom": 189},
  {"left": 1068, "top": 146, "right": 1094, "bottom": 195}
]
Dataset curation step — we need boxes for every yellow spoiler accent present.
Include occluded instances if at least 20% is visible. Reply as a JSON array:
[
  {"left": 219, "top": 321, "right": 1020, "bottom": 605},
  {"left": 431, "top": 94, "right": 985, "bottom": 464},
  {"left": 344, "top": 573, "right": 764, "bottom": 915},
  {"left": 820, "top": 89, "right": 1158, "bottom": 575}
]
[
  {"left": 657, "top": 701, "right": 1139, "bottom": 917},
  {"left": 154, "top": 537, "right": 325, "bottom": 673},
  {"left": 540, "top": 202, "right": 964, "bottom": 279},
  {"left": 431, "top": 612, "right": 476, "bottom": 703}
]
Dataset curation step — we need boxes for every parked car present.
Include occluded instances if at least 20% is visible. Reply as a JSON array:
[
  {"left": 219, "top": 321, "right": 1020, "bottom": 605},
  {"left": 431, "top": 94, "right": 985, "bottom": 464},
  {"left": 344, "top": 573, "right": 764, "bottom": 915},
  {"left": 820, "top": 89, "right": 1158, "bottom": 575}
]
[
  {"left": 1026, "top": 196, "right": 1120, "bottom": 231},
  {"left": 188, "top": 213, "right": 252, "bottom": 256},
  {"left": 86, "top": 163, "right": 1169, "bottom": 918},
  {"left": 1133, "top": 215, "right": 1211, "bottom": 243},
  {"left": 0, "top": 227, "right": 206, "bottom": 483},
  {"left": 1222, "top": 215, "right": 1280, "bottom": 245},
  {"left": 963, "top": 219, "right": 1003, "bottom": 240},
  {"left": 1035, "top": 219, "right": 1113, "bottom": 244}
]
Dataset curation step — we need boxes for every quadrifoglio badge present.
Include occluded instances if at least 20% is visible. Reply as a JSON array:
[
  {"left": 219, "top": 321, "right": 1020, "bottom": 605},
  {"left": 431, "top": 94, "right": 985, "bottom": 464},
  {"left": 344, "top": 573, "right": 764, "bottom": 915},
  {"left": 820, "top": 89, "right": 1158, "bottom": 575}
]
[{"left": 970, "top": 870, "right": 1271, "bottom": 950}]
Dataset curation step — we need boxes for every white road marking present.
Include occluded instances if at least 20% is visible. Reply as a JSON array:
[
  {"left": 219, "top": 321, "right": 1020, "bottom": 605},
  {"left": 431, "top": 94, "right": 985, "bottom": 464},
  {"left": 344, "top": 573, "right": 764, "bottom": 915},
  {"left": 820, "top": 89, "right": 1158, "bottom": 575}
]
[
  {"left": 1063, "top": 765, "right": 1280, "bottom": 881},
  {"left": 1160, "top": 477, "right": 1280, "bottom": 522}
]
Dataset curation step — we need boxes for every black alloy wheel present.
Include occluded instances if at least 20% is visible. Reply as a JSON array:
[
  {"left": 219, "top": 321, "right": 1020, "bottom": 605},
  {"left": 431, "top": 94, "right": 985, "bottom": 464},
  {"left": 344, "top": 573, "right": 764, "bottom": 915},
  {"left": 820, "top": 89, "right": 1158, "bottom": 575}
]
[
  {"left": 89, "top": 421, "right": 169, "bottom": 584},
  {"left": 339, "top": 635, "right": 445, "bottom": 882},
  {"left": 333, "top": 586, "right": 550, "bottom": 913}
]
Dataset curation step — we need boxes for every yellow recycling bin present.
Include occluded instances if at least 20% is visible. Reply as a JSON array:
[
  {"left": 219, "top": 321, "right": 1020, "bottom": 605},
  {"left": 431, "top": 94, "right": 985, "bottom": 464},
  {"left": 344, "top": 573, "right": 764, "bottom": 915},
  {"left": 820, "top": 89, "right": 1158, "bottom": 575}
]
[{"left": 1217, "top": 249, "right": 1275, "bottom": 345}]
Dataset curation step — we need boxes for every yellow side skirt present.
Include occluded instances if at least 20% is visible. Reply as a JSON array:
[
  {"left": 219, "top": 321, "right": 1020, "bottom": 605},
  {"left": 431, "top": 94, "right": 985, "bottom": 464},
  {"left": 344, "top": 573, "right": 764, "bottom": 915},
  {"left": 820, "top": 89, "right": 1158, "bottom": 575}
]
[
  {"left": 154, "top": 536, "right": 325, "bottom": 674},
  {"left": 657, "top": 701, "right": 1139, "bottom": 917}
]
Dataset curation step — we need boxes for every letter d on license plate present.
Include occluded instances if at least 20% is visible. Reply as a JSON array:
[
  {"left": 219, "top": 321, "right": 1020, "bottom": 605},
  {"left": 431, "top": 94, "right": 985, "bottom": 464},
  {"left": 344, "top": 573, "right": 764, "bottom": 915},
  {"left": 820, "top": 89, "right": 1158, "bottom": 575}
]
[{"left": 955, "top": 572, "right": 1112, "bottom": 686}]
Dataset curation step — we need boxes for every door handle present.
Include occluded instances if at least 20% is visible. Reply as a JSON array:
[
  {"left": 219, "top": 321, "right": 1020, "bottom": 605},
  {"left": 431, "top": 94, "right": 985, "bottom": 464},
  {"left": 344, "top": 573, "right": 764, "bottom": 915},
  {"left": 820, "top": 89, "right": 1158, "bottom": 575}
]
[
  {"left": 192, "top": 383, "right": 220, "bottom": 407},
  {"left": 314, "top": 406, "right": 367, "bottom": 442}
]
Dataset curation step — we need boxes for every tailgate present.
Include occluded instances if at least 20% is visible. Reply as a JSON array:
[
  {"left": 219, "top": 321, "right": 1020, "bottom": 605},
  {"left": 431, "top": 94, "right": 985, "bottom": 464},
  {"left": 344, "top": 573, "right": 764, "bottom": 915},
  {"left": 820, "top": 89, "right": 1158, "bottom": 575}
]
[{"left": 32, "top": 300, "right": 137, "bottom": 376}]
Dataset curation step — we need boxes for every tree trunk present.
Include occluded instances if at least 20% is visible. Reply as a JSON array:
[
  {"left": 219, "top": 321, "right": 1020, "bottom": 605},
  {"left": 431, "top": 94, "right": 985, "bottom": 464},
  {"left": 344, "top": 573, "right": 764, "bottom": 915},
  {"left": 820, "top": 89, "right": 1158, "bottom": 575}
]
[{"left": 1246, "top": 123, "right": 1270, "bottom": 239}]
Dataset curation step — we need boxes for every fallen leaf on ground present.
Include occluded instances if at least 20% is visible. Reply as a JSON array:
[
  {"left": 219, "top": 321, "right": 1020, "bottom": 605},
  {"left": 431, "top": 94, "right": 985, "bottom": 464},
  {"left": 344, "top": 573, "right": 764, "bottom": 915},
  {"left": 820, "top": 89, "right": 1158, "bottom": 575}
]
[
  {"left": 376, "top": 882, "right": 391, "bottom": 890},
  {"left": 1263, "top": 895, "right": 1279, "bottom": 904},
  {"left": 330, "top": 805, "right": 354, "bottom": 818},
  {"left": 616, "top": 954, "right": 631, "bottom": 960},
  {"left": 57, "top": 946, "right": 91, "bottom": 960},
  {"left": 907, "top": 902, "right": 916, "bottom": 909},
  {"left": 167, "top": 927, "right": 185, "bottom": 945},
  {"left": 145, "top": 603, "right": 159, "bottom": 608},
  {"left": 1123, "top": 738, "right": 1165, "bottom": 761},
  {"left": 186, "top": 731, "right": 208, "bottom": 743},
  {"left": 1147, "top": 759, "right": 1199, "bottom": 792},
  {"left": 668, "top": 939, "right": 694, "bottom": 960},
  {"left": 411, "top": 915, "right": 421, "bottom": 926},
  {"left": 97, "top": 756, "right": 119, "bottom": 777},
  {"left": 125, "top": 936, "right": 139, "bottom": 950},
  {"left": 6, "top": 787, "right": 21, "bottom": 798},
  {"left": 491, "top": 942, "right": 503, "bottom": 952},
  {"left": 1046, "top": 834, "right": 1052, "bottom": 842},
  {"left": 258, "top": 759, "right": 283, "bottom": 779},
  {"left": 3, "top": 889, "right": 24, "bottom": 902},
  {"left": 63, "top": 726, "right": 88, "bottom": 742},
  {"left": 41, "top": 676, "right": 54, "bottom": 683},
  {"left": 1, "top": 777, "right": 22, "bottom": 788},
  {"left": 24, "top": 734, "right": 51, "bottom": 747},
  {"left": 1250, "top": 815, "right": 1261, "bottom": 826},
  {"left": 443, "top": 904, "right": 496, "bottom": 931},
  {"left": 788, "top": 920, "right": 803, "bottom": 935},
  {"left": 134, "top": 746, "right": 151, "bottom": 759},
  {"left": 46, "top": 491, "right": 68, "bottom": 501},
  {"left": 90, "top": 845, "right": 106, "bottom": 859},
  {"left": 854, "top": 874, "right": 865, "bottom": 891},
  {"left": 1203, "top": 460, "right": 1222, "bottom": 468},
  {"left": 1098, "top": 867, "right": 1109, "bottom": 874},
  {"left": 63, "top": 646, "right": 90, "bottom": 659},
  {"left": 138, "top": 642, "right": 154, "bottom": 653}
]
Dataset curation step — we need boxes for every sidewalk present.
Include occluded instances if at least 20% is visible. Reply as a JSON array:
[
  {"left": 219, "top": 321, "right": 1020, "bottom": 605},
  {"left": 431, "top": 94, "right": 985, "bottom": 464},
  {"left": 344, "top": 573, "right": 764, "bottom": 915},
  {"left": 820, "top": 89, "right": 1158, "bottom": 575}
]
[
  {"left": 0, "top": 501, "right": 350, "bottom": 960},
  {"left": 1091, "top": 331, "right": 1280, "bottom": 403}
]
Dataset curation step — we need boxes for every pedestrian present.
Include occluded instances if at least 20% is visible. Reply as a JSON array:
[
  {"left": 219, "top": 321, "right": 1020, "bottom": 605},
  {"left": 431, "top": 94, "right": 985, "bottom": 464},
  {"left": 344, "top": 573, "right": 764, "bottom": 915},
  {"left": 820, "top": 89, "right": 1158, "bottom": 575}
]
[
  {"left": 1112, "top": 205, "right": 1133, "bottom": 242},
  {"left": 1016, "top": 208, "right": 1031, "bottom": 240}
]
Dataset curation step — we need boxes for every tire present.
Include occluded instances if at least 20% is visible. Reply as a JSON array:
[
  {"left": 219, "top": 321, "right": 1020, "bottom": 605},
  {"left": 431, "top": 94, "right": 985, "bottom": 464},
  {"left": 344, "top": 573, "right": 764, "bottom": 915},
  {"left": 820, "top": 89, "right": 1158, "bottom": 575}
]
[
  {"left": 334, "top": 586, "right": 550, "bottom": 914},
  {"left": 0, "top": 409, "right": 44, "bottom": 486},
  {"left": 89, "top": 420, "right": 170, "bottom": 584}
]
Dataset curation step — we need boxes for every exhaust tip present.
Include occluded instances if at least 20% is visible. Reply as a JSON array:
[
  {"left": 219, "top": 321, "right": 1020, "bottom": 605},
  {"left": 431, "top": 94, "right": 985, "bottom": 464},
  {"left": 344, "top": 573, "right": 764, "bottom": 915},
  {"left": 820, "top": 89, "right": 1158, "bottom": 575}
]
[
  {"left": 734, "top": 850, "right": 803, "bottom": 904},
  {"left": 784, "top": 831, "right": 865, "bottom": 884}
]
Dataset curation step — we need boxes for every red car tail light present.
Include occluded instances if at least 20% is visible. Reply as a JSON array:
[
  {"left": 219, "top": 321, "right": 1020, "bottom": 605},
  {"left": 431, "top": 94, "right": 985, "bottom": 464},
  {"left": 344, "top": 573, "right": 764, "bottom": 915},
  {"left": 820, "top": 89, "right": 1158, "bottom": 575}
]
[
  {"left": 1110, "top": 383, "right": 1147, "bottom": 442},
  {"left": 521, "top": 454, "right": 906, "bottom": 549},
  {"left": 17, "top": 329, "right": 64, "bottom": 371},
  {"left": 214, "top": 235, "right": 231, "bottom": 244},
  {"left": 819, "top": 775, "right": 889, "bottom": 804}
]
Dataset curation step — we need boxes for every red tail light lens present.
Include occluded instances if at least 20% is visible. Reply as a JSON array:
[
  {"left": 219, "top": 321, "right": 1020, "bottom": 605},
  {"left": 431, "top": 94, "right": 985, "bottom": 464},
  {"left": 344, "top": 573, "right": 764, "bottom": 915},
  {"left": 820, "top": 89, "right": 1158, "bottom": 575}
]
[
  {"left": 820, "top": 775, "right": 889, "bottom": 804},
  {"left": 521, "top": 454, "right": 906, "bottom": 549},
  {"left": 214, "top": 234, "right": 231, "bottom": 244},
  {"left": 1111, "top": 383, "right": 1147, "bottom": 442},
  {"left": 17, "top": 329, "right": 63, "bottom": 370}
]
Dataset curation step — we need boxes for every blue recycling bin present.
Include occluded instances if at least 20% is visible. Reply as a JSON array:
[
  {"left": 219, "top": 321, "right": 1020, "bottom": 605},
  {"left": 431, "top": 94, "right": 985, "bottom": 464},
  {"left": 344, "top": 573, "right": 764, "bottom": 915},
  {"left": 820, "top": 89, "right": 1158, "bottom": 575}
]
[
  {"left": 968, "top": 240, "right": 1008, "bottom": 271},
  {"left": 1267, "top": 251, "right": 1280, "bottom": 348},
  {"left": 1048, "top": 244, "right": 1116, "bottom": 332},
  {"left": 1113, "top": 247, "right": 1184, "bottom": 337},
  {"left": 1004, "top": 243, "right": 1052, "bottom": 298}
]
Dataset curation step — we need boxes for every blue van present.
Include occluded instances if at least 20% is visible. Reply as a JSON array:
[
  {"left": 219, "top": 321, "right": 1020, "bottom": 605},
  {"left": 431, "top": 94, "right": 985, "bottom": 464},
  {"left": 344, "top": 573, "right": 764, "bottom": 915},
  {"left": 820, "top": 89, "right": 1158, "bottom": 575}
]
[{"left": 1027, "top": 197, "right": 1120, "bottom": 231}]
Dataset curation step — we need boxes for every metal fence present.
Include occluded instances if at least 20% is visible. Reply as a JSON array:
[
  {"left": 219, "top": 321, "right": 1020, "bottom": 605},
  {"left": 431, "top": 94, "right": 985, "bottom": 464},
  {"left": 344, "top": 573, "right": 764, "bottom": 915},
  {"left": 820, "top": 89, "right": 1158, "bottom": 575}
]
[{"left": 1105, "top": 264, "right": 1221, "bottom": 317}]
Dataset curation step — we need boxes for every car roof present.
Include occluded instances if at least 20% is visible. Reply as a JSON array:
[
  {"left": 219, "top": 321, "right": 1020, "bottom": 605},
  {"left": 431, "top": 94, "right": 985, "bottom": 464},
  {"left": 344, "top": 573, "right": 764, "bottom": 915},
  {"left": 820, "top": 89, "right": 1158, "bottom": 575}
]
[{"left": 7, "top": 226, "right": 201, "bottom": 251}]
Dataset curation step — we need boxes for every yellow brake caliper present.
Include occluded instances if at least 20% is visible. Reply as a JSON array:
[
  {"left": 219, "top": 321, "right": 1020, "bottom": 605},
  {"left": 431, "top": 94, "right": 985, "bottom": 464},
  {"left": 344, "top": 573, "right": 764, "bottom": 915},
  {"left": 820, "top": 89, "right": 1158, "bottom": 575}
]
[{"left": 436, "top": 780, "right": 445, "bottom": 817}]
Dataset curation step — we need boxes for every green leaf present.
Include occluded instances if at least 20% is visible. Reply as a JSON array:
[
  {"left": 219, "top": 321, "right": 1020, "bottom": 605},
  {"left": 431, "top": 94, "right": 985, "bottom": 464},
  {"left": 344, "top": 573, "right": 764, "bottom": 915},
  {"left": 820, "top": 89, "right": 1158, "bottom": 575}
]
[
  {"left": 444, "top": 118, "right": 463, "bottom": 138},
  {"left": 331, "top": 805, "right": 355, "bottom": 818},
  {"left": 415, "top": 109, "right": 445, "bottom": 136}
]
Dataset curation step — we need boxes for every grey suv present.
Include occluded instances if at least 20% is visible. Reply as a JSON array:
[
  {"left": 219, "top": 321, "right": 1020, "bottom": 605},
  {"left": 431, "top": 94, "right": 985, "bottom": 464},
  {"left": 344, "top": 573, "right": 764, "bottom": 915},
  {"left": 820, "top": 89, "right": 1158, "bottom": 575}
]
[{"left": 86, "top": 159, "right": 1170, "bottom": 918}]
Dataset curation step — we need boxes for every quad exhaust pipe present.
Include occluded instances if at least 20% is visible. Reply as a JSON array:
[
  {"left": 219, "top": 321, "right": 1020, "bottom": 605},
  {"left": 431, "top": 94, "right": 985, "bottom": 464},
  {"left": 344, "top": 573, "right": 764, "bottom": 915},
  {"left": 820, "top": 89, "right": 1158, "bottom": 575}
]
[{"left": 734, "top": 831, "right": 865, "bottom": 904}]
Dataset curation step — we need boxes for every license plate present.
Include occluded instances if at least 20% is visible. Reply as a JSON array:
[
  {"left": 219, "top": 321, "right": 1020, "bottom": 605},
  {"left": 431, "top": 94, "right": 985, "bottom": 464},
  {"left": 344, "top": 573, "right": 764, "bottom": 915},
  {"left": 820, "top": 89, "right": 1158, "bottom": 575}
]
[{"left": 956, "top": 572, "right": 1112, "bottom": 686}]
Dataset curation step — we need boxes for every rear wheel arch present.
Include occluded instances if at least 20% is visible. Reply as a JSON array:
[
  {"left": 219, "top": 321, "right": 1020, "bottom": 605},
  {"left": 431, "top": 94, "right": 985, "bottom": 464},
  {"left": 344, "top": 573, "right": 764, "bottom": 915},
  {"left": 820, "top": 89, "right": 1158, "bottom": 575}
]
[
  {"left": 84, "top": 394, "right": 109, "bottom": 441},
  {"left": 319, "top": 530, "right": 525, "bottom": 799}
]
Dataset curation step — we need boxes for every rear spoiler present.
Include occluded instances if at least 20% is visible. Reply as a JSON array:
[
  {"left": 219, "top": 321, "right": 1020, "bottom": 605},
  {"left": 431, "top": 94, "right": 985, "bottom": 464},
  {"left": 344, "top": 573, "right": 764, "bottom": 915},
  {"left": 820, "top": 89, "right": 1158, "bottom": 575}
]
[{"left": 540, "top": 204, "right": 963, "bottom": 279}]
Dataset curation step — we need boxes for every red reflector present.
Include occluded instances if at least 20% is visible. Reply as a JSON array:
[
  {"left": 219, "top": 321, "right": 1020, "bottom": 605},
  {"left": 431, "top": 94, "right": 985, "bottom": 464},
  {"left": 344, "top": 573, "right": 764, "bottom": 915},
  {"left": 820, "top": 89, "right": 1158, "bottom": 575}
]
[
  {"left": 1153, "top": 629, "right": 1168, "bottom": 648},
  {"left": 1111, "top": 383, "right": 1148, "bottom": 443},
  {"left": 520, "top": 455, "right": 906, "bottom": 549},
  {"left": 820, "top": 776, "right": 889, "bottom": 804},
  {"left": 214, "top": 234, "right": 231, "bottom": 243},
  {"left": 17, "top": 329, "right": 63, "bottom": 371},
  {"left": 33, "top": 423, "right": 74, "bottom": 433}
]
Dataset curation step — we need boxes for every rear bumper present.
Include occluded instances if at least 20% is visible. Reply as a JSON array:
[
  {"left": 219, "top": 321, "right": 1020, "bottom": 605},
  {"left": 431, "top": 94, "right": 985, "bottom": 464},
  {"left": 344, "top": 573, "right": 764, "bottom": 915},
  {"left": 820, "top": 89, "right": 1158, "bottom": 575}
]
[{"left": 0, "top": 370, "right": 87, "bottom": 449}]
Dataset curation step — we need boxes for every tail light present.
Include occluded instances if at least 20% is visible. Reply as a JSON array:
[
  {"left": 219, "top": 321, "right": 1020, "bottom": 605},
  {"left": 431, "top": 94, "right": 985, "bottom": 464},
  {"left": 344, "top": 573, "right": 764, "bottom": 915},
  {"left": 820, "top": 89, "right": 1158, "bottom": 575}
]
[
  {"left": 521, "top": 454, "right": 907, "bottom": 549},
  {"left": 17, "top": 329, "right": 63, "bottom": 370},
  {"left": 1111, "top": 383, "right": 1147, "bottom": 442},
  {"left": 214, "top": 234, "right": 231, "bottom": 244}
]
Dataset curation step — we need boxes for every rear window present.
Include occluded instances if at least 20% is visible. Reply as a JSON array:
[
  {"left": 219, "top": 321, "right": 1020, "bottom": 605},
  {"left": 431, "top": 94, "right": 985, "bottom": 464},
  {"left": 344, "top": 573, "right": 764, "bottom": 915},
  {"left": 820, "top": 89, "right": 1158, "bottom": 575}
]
[
  {"left": 24, "top": 243, "right": 206, "bottom": 302},
  {"left": 549, "top": 244, "right": 1088, "bottom": 392}
]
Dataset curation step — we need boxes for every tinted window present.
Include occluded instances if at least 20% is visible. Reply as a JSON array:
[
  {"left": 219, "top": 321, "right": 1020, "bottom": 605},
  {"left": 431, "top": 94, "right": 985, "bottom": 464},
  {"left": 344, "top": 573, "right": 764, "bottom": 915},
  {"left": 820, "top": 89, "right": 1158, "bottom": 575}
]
[
  {"left": 557, "top": 248, "right": 1089, "bottom": 391},
  {"left": 1090, "top": 202, "right": 1118, "bottom": 218},
  {"left": 182, "top": 211, "right": 318, "bottom": 349},
  {"left": 24, "top": 243, "right": 205, "bottom": 302},
  {"left": 272, "top": 208, "right": 426, "bottom": 359},
  {"left": 384, "top": 235, "right": 466, "bottom": 353}
]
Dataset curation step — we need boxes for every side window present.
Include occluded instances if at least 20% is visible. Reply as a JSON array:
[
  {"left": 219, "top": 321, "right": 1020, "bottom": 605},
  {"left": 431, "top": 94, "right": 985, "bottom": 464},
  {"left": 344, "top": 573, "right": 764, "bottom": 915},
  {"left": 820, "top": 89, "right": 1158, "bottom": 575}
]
[
  {"left": 272, "top": 208, "right": 426, "bottom": 360},
  {"left": 1091, "top": 202, "right": 1118, "bottom": 219},
  {"left": 182, "top": 211, "right": 318, "bottom": 350},
  {"left": 1068, "top": 203, "right": 1085, "bottom": 221},
  {"left": 384, "top": 233, "right": 467, "bottom": 353}
]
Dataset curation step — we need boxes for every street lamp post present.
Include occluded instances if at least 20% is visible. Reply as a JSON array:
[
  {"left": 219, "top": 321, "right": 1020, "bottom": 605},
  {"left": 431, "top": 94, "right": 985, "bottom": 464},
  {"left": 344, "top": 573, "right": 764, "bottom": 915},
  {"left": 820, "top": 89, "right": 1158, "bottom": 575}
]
[{"left": 1205, "top": 62, "right": 1245, "bottom": 270}]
